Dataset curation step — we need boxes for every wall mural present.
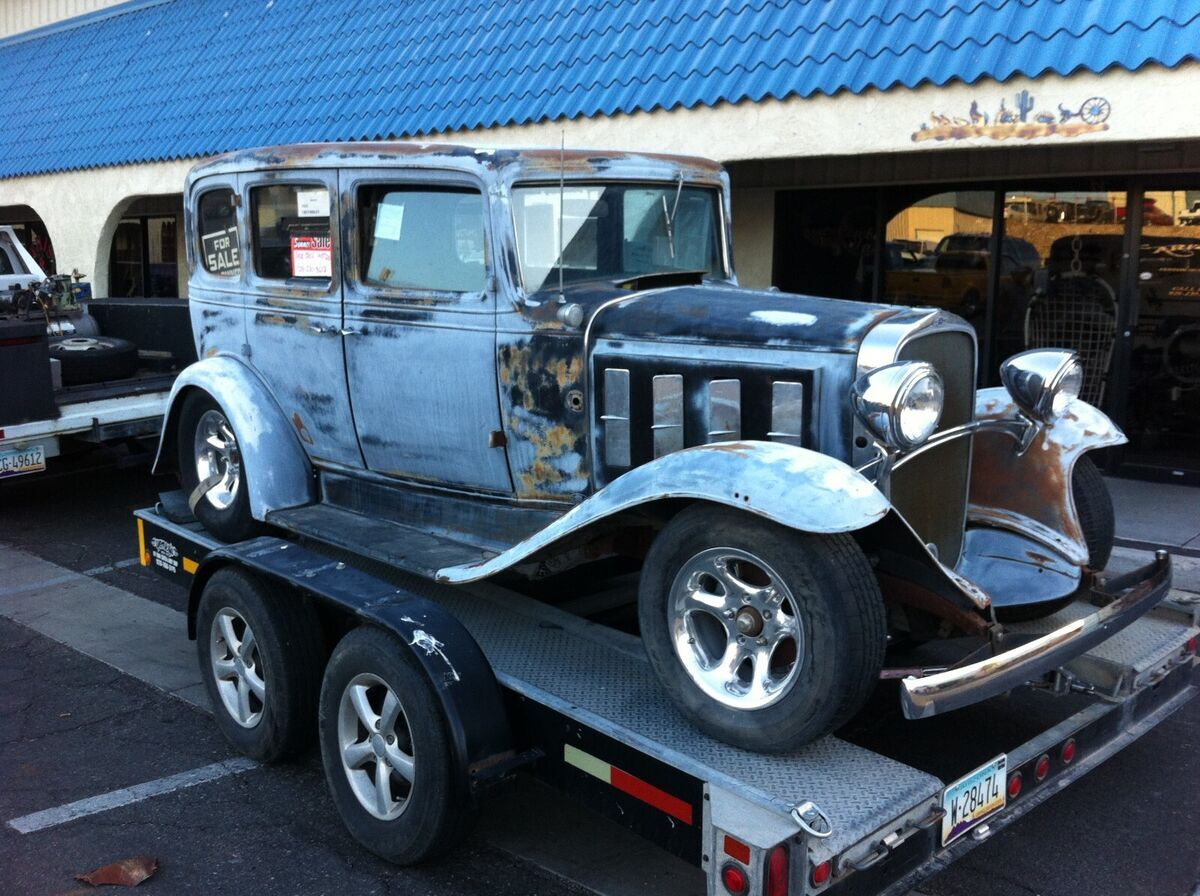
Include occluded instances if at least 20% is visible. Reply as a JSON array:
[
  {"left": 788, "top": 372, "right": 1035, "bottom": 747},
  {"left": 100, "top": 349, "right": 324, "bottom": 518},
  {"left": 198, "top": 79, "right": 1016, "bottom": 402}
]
[{"left": 912, "top": 91, "right": 1111, "bottom": 142}]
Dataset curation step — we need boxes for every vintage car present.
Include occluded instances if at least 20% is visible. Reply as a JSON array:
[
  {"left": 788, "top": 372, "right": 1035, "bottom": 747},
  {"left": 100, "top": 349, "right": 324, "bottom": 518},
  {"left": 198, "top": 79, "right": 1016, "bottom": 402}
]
[{"left": 155, "top": 142, "right": 1170, "bottom": 754}]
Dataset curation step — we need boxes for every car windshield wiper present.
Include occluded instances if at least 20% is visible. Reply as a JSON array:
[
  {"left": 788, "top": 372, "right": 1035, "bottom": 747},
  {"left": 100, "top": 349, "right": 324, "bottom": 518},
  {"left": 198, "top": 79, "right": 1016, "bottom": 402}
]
[{"left": 660, "top": 171, "right": 685, "bottom": 260}]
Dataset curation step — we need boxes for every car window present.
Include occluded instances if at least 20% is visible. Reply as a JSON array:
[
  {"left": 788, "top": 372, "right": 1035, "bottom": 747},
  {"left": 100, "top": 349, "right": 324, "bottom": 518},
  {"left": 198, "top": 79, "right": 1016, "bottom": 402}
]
[
  {"left": 358, "top": 186, "right": 486, "bottom": 293},
  {"left": 197, "top": 188, "right": 240, "bottom": 276},
  {"left": 250, "top": 183, "right": 332, "bottom": 280}
]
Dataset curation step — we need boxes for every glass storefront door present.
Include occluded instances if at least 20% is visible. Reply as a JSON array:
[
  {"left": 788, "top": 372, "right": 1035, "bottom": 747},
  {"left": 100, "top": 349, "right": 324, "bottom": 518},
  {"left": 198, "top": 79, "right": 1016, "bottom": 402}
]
[{"left": 1121, "top": 188, "right": 1200, "bottom": 480}]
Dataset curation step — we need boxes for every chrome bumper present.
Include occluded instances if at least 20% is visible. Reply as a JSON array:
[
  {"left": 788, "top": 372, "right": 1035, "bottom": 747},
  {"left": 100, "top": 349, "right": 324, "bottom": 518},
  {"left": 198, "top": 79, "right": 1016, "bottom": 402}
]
[{"left": 901, "top": 551, "right": 1173, "bottom": 720}]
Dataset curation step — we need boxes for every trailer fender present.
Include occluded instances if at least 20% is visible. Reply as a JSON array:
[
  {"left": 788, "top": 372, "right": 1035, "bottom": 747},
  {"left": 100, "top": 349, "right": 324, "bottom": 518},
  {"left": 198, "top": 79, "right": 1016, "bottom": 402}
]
[
  {"left": 969, "top": 388, "right": 1126, "bottom": 566},
  {"left": 154, "top": 355, "right": 315, "bottom": 518},
  {"left": 191, "top": 539, "right": 512, "bottom": 787},
  {"left": 437, "top": 440, "right": 889, "bottom": 584}
]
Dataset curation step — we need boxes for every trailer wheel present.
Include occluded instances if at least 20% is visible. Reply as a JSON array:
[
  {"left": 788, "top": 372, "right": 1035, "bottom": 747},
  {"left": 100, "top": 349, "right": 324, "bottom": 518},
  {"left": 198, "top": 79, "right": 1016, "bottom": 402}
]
[
  {"left": 196, "top": 568, "right": 324, "bottom": 761},
  {"left": 319, "top": 627, "right": 471, "bottom": 864},
  {"left": 639, "top": 505, "right": 885, "bottom": 752},
  {"left": 178, "top": 391, "right": 260, "bottom": 542}
]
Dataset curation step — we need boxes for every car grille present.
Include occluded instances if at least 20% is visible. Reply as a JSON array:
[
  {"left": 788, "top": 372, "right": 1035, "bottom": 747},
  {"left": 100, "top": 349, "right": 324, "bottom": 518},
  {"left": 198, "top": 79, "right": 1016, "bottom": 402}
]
[{"left": 889, "top": 329, "right": 976, "bottom": 565}]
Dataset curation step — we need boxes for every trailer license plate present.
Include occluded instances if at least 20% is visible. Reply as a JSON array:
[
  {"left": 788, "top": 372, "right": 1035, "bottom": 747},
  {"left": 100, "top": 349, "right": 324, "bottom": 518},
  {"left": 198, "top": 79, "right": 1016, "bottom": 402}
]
[
  {"left": 0, "top": 444, "right": 45, "bottom": 479},
  {"left": 941, "top": 754, "right": 1006, "bottom": 846}
]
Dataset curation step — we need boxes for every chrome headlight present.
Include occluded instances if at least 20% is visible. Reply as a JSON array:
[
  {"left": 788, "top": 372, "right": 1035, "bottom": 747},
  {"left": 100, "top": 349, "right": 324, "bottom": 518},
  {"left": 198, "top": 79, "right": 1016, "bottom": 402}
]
[
  {"left": 852, "top": 362, "right": 945, "bottom": 450},
  {"left": 1000, "top": 350, "right": 1083, "bottom": 421}
]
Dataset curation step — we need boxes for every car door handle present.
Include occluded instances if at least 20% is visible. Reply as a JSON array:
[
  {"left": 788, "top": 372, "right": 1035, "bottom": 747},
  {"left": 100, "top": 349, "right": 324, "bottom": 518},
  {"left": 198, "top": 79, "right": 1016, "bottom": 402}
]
[
  {"left": 308, "top": 322, "right": 337, "bottom": 335},
  {"left": 338, "top": 327, "right": 361, "bottom": 337}
]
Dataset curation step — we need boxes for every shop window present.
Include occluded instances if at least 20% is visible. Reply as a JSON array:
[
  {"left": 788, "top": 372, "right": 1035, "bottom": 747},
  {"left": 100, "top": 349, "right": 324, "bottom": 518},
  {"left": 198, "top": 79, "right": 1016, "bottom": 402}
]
[
  {"left": 1123, "top": 188, "right": 1200, "bottom": 476},
  {"left": 1005, "top": 190, "right": 1126, "bottom": 403},
  {"left": 109, "top": 216, "right": 179, "bottom": 298},
  {"left": 250, "top": 184, "right": 332, "bottom": 280},
  {"left": 197, "top": 188, "right": 239, "bottom": 276},
  {"left": 772, "top": 188, "right": 876, "bottom": 300},
  {"left": 882, "top": 191, "right": 995, "bottom": 330},
  {"left": 358, "top": 186, "right": 485, "bottom": 294}
]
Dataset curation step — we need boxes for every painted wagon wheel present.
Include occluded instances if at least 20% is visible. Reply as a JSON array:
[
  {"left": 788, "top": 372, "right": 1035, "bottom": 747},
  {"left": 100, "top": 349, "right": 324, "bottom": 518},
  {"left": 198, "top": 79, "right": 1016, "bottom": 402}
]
[{"left": 1079, "top": 97, "right": 1111, "bottom": 125}]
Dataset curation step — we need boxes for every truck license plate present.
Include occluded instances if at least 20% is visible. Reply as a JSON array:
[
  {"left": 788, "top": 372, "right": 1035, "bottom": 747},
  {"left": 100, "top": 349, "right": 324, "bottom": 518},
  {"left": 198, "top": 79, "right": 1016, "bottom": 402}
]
[
  {"left": 0, "top": 444, "right": 46, "bottom": 479},
  {"left": 941, "top": 754, "right": 1006, "bottom": 846}
]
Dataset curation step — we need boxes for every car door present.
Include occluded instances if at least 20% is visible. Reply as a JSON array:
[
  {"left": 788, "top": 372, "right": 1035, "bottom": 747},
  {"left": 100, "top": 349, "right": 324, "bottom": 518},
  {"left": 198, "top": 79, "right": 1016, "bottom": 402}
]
[
  {"left": 341, "top": 170, "right": 512, "bottom": 493},
  {"left": 242, "top": 170, "right": 364, "bottom": 469}
]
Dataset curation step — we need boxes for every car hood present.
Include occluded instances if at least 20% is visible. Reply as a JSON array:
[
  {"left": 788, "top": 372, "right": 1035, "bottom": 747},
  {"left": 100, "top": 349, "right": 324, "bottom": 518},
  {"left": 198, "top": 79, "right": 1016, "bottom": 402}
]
[{"left": 585, "top": 283, "right": 903, "bottom": 353}]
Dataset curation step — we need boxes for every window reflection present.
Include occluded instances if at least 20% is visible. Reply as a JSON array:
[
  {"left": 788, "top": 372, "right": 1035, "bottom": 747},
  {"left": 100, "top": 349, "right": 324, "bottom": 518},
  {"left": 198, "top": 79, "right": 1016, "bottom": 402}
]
[
  {"left": 1127, "top": 189, "right": 1200, "bottom": 471},
  {"left": 1006, "top": 190, "right": 1125, "bottom": 405}
]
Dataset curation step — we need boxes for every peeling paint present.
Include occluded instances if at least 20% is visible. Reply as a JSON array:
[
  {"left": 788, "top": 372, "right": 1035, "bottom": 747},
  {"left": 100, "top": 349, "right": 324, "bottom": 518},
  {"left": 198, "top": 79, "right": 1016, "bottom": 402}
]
[{"left": 409, "top": 629, "right": 461, "bottom": 683}]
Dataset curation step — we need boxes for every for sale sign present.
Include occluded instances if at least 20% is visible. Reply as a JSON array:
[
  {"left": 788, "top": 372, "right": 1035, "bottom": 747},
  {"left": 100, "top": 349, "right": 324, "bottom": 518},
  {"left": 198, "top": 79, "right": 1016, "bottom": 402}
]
[
  {"left": 202, "top": 226, "right": 240, "bottom": 274},
  {"left": 290, "top": 234, "right": 332, "bottom": 277}
]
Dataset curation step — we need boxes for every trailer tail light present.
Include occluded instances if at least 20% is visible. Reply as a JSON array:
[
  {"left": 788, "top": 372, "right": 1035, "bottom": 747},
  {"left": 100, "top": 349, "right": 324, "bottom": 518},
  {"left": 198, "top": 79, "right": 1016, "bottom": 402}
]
[
  {"left": 1034, "top": 754, "right": 1051, "bottom": 783},
  {"left": 1007, "top": 771, "right": 1023, "bottom": 800},
  {"left": 721, "top": 863, "right": 748, "bottom": 895},
  {"left": 765, "top": 845, "right": 788, "bottom": 896},
  {"left": 1061, "top": 738, "right": 1077, "bottom": 765},
  {"left": 810, "top": 858, "right": 832, "bottom": 888},
  {"left": 1186, "top": 635, "right": 1197, "bottom": 655},
  {"left": 724, "top": 835, "right": 751, "bottom": 865}
]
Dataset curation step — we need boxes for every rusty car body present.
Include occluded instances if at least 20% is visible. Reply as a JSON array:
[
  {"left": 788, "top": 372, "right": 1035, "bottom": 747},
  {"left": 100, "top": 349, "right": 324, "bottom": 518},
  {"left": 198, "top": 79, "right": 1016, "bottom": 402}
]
[{"left": 154, "top": 142, "right": 1172, "bottom": 751}]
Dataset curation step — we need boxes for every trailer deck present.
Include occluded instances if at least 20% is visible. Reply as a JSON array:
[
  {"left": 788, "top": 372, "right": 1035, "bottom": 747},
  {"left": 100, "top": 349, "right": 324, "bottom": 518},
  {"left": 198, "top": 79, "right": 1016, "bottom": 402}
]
[{"left": 135, "top": 502, "right": 1199, "bottom": 895}]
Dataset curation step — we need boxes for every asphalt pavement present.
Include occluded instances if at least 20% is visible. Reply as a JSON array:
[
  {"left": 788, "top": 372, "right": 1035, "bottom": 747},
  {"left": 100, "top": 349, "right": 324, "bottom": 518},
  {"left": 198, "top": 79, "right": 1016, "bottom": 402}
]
[{"left": 1, "top": 449, "right": 1198, "bottom": 896}]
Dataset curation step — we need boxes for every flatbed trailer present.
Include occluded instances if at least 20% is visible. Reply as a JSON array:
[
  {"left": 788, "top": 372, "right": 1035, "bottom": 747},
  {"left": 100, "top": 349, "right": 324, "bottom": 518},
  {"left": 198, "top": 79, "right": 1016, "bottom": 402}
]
[{"left": 135, "top": 500, "right": 1200, "bottom": 896}]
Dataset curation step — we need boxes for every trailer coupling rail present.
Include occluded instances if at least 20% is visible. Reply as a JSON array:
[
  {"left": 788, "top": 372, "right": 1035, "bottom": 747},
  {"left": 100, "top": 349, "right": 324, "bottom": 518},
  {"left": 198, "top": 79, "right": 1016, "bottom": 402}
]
[{"left": 901, "top": 551, "right": 1172, "bottom": 719}]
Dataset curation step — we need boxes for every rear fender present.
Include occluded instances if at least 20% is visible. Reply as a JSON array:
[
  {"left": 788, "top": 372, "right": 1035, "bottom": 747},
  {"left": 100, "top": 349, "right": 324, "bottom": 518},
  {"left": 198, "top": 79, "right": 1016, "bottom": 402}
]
[
  {"left": 969, "top": 388, "right": 1125, "bottom": 567},
  {"left": 153, "top": 355, "right": 315, "bottom": 518},
  {"left": 437, "top": 440, "right": 889, "bottom": 583}
]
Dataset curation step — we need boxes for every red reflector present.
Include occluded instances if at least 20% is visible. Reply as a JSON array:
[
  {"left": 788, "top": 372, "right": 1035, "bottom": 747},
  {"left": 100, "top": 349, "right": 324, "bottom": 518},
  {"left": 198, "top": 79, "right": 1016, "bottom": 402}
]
[
  {"left": 766, "top": 845, "right": 789, "bottom": 896},
  {"left": 724, "top": 835, "right": 751, "bottom": 865},
  {"left": 721, "top": 863, "right": 748, "bottom": 895},
  {"left": 1007, "top": 771, "right": 1023, "bottom": 799},
  {"left": 1035, "top": 754, "right": 1051, "bottom": 782},
  {"left": 1061, "top": 739, "right": 1077, "bottom": 764},
  {"left": 811, "top": 858, "right": 833, "bottom": 887},
  {"left": 1186, "top": 636, "right": 1198, "bottom": 655}
]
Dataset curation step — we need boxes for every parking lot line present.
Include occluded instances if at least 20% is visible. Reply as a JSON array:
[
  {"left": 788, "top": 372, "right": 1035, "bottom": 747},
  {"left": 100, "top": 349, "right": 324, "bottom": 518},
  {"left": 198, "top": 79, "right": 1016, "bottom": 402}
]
[{"left": 7, "top": 758, "right": 258, "bottom": 834}]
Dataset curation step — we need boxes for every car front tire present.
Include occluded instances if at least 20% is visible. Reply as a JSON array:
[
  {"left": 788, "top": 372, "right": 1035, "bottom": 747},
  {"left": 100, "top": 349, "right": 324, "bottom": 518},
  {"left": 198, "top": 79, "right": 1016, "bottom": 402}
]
[{"left": 638, "top": 505, "right": 885, "bottom": 753}]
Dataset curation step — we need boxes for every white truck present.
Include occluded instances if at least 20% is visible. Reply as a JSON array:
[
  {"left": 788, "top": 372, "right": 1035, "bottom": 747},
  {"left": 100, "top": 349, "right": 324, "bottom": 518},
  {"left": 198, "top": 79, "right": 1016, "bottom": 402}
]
[{"left": 0, "top": 225, "right": 192, "bottom": 478}]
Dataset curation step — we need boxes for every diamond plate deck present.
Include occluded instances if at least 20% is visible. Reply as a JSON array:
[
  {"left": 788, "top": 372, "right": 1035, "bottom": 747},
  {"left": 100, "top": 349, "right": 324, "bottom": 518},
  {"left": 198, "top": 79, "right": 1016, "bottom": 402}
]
[{"left": 368, "top": 571, "right": 943, "bottom": 859}]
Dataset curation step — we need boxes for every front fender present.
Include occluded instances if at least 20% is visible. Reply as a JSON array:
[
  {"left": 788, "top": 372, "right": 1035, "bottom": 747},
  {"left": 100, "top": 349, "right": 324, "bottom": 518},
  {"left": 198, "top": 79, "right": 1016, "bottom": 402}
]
[
  {"left": 437, "top": 440, "right": 889, "bottom": 583},
  {"left": 968, "top": 387, "right": 1126, "bottom": 566},
  {"left": 153, "top": 355, "right": 315, "bottom": 518}
]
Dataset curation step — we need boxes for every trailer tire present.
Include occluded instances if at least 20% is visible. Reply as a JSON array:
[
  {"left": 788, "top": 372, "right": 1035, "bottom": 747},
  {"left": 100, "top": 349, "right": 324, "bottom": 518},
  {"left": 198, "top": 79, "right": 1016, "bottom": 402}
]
[
  {"left": 639, "top": 505, "right": 885, "bottom": 752},
  {"left": 196, "top": 567, "right": 324, "bottom": 762},
  {"left": 48, "top": 335, "right": 138, "bottom": 385},
  {"left": 178, "top": 391, "right": 261, "bottom": 542},
  {"left": 319, "top": 627, "right": 472, "bottom": 865}
]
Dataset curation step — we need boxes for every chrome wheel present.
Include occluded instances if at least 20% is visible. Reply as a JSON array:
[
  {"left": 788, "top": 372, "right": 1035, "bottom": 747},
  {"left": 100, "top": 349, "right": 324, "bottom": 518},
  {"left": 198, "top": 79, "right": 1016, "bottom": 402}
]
[
  {"left": 668, "top": 547, "right": 804, "bottom": 710},
  {"left": 209, "top": 607, "right": 266, "bottom": 728},
  {"left": 337, "top": 673, "right": 416, "bottom": 821},
  {"left": 193, "top": 408, "right": 241, "bottom": 511}
]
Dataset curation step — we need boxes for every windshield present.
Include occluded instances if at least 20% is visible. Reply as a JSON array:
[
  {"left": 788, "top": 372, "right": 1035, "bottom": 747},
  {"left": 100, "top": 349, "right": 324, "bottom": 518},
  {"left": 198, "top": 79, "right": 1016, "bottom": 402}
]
[{"left": 512, "top": 182, "right": 724, "bottom": 294}]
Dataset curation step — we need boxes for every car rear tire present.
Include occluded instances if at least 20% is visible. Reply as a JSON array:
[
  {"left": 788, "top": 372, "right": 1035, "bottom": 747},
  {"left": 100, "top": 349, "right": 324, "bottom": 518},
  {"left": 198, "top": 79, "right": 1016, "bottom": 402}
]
[
  {"left": 997, "top": 455, "right": 1116, "bottom": 623},
  {"left": 318, "top": 627, "right": 472, "bottom": 864},
  {"left": 178, "top": 391, "right": 261, "bottom": 542},
  {"left": 196, "top": 568, "right": 324, "bottom": 762},
  {"left": 48, "top": 335, "right": 138, "bottom": 385},
  {"left": 638, "top": 505, "right": 885, "bottom": 752},
  {"left": 1072, "top": 455, "right": 1115, "bottom": 570}
]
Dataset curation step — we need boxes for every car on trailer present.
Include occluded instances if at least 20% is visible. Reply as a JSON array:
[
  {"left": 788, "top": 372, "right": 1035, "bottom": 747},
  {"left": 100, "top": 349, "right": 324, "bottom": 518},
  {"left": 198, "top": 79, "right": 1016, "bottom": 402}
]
[{"left": 135, "top": 140, "right": 1199, "bottom": 895}]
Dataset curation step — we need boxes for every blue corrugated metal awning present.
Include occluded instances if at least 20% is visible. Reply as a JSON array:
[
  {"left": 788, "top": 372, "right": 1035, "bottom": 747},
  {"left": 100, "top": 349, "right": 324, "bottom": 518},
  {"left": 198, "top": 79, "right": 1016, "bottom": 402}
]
[{"left": 0, "top": 0, "right": 1197, "bottom": 178}]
